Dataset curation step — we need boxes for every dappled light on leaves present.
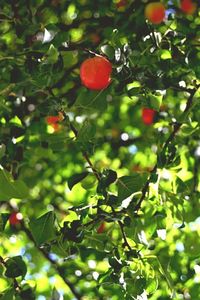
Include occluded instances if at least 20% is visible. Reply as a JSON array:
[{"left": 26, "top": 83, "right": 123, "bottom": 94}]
[{"left": 0, "top": 0, "right": 200, "bottom": 299}]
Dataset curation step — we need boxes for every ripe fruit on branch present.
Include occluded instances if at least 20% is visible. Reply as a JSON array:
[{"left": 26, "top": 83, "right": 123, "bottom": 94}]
[
  {"left": 180, "top": 0, "right": 197, "bottom": 14},
  {"left": 142, "top": 108, "right": 156, "bottom": 125},
  {"left": 46, "top": 112, "right": 64, "bottom": 125},
  {"left": 145, "top": 2, "right": 165, "bottom": 24},
  {"left": 90, "top": 33, "right": 100, "bottom": 45},
  {"left": 116, "top": 0, "right": 127, "bottom": 9},
  {"left": 46, "top": 116, "right": 61, "bottom": 125},
  {"left": 80, "top": 56, "right": 112, "bottom": 90},
  {"left": 9, "top": 212, "right": 23, "bottom": 226},
  {"left": 46, "top": 112, "right": 64, "bottom": 132},
  {"left": 97, "top": 222, "right": 106, "bottom": 234}
]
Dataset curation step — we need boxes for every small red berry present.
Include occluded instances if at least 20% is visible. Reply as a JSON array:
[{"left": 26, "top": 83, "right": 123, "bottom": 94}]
[
  {"left": 97, "top": 222, "right": 106, "bottom": 234},
  {"left": 90, "top": 33, "right": 101, "bottom": 45},
  {"left": 145, "top": 2, "right": 165, "bottom": 24},
  {"left": 51, "top": 123, "right": 60, "bottom": 132},
  {"left": 9, "top": 212, "right": 23, "bottom": 226},
  {"left": 80, "top": 56, "right": 112, "bottom": 90},
  {"left": 46, "top": 112, "right": 64, "bottom": 132},
  {"left": 116, "top": 0, "right": 127, "bottom": 9},
  {"left": 46, "top": 112, "right": 64, "bottom": 125},
  {"left": 180, "top": 0, "right": 196, "bottom": 14},
  {"left": 46, "top": 116, "right": 60, "bottom": 125},
  {"left": 142, "top": 108, "right": 156, "bottom": 125}
]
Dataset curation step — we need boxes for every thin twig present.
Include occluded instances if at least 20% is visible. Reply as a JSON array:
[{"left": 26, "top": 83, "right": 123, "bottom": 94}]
[
  {"left": 134, "top": 87, "right": 199, "bottom": 212},
  {"left": 46, "top": 88, "right": 101, "bottom": 181},
  {"left": 110, "top": 205, "right": 132, "bottom": 250},
  {"left": 193, "top": 159, "right": 199, "bottom": 192},
  {"left": 21, "top": 222, "right": 82, "bottom": 300},
  {"left": 69, "top": 122, "right": 101, "bottom": 181},
  {"left": 69, "top": 120, "right": 132, "bottom": 249},
  {"left": 5, "top": 203, "right": 82, "bottom": 300},
  {"left": 118, "top": 220, "right": 132, "bottom": 251}
]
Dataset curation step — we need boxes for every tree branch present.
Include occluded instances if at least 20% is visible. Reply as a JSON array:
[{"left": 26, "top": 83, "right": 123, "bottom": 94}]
[
  {"left": 118, "top": 220, "right": 132, "bottom": 251},
  {"left": 5, "top": 203, "right": 82, "bottom": 300},
  {"left": 21, "top": 222, "right": 82, "bottom": 300},
  {"left": 69, "top": 122, "right": 101, "bottom": 181},
  {"left": 134, "top": 87, "right": 199, "bottom": 212},
  {"left": 193, "top": 159, "right": 199, "bottom": 192},
  {"left": 69, "top": 119, "right": 133, "bottom": 250}
]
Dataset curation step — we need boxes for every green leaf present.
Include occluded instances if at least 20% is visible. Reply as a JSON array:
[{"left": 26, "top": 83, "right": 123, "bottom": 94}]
[
  {"left": 97, "top": 169, "right": 117, "bottom": 194},
  {"left": 0, "top": 169, "right": 29, "bottom": 201},
  {"left": 77, "top": 120, "right": 96, "bottom": 143},
  {"left": 29, "top": 211, "right": 57, "bottom": 246},
  {"left": 146, "top": 277, "right": 158, "bottom": 294},
  {"left": 81, "top": 173, "right": 97, "bottom": 190},
  {"left": 68, "top": 171, "right": 89, "bottom": 190},
  {"left": 75, "top": 88, "right": 107, "bottom": 112},
  {"left": 108, "top": 257, "right": 122, "bottom": 272},
  {"left": 149, "top": 172, "right": 158, "bottom": 183},
  {"left": 0, "top": 144, "right": 6, "bottom": 159},
  {"left": 0, "top": 213, "right": 10, "bottom": 231},
  {"left": 149, "top": 93, "right": 163, "bottom": 111},
  {"left": 4, "top": 256, "right": 27, "bottom": 278},
  {"left": 61, "top": 50, "right": 78, "bottom": 69},
  {"left": 160, "top": 49, "right": 172, "bottom": 60},
  {"left": 107, "top": 194, "right": 120, "bottom": 207},
  {"left": 46, "top": 44, "right": 59, "bottom": 64},
  {"left": 51, "top": 287, "right": 60, "bottom": 300},
  {"left": 0, "top": 288, "right": 15, "bottom": 300},
  {"left": 184, "top": 232, "right": 200, "bottom": 257},
  {"left": 100, "top": 45, "right": 115, "bottom": 59},
  {"left": 181, "top": 123, "right": 199, "bottom": 136},
  {"left": 117, "top": 174, "right": 148, "bottom": 202},
  {"left": 126, "top": 277, "right": 146, "bottom": 296},
  {"left": 127, "top": 87, "right": 141, "bottom": 97},
  {"left": 102, "top": 169, "right": 117, "bottom": 186},
  {"left": 19, "top": 284, "right": 35, "bottom": 300}
]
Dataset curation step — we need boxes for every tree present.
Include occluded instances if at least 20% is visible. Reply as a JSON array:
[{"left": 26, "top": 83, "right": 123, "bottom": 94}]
[{"left": 0, "top": 0, "right": 200, "bottom": 299}]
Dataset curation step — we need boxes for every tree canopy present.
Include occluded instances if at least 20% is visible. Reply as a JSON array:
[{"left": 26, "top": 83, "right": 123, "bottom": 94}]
[{"left": 0, "top": 0, "right": 200, "bottom": 299}]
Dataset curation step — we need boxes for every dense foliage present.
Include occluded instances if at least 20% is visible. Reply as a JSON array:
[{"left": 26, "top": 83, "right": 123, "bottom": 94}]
[{"left": 0, "top": 0, "right": 200, "bottom": 299}]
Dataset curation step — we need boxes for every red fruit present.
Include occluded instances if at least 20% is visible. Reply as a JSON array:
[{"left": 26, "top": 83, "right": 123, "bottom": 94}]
[
  {"left": 97, "top": 222, "right": 106, "bottom": 234},
  {"left": 52, "top": 123, "right": 61, "bottom": 132},
  {"left": 145, "top": 2, "right": 165, "bottom": 24},
  {"left": 180, "top": 0, "right": 196, "bottom": 14},
  {"left": 142, "top": 108, "right": 156, "bottom": 125},
  {"left": 46, "top": 116, "right": 60, "bottom": 125},
  {"left": 90, "top": 33, "right": 100, "bottom": 45},
  {"left": 46, "top": 112, "right": 64, "bottom": 132},
  {"left": 9, "top": 212, "right": 23, "bottom": 226},
  {"left": 116, "top": 0, "right": 127, "bottom": 9},
  {"left": 80, "top": 56, "right": 112, "bottom": 90},
  {"left": 46, "top": 112, "right": 64, "bottom": 125}
]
